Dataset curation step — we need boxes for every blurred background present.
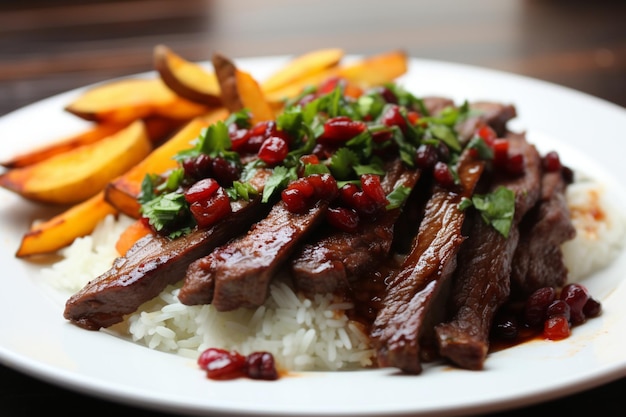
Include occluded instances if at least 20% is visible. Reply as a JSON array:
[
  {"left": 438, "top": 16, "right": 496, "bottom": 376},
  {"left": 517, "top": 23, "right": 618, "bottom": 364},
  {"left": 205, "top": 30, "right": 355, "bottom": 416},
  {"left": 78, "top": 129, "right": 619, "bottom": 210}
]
[{"left": 0, "top": 0, "right": 624, "bottom": 117}]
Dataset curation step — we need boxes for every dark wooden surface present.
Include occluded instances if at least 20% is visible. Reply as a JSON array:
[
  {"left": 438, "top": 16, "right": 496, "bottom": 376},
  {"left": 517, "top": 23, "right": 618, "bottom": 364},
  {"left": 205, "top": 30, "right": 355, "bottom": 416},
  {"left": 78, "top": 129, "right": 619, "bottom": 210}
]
[{"left": 0, "top": 0, "right": 624, "bottom": 416}]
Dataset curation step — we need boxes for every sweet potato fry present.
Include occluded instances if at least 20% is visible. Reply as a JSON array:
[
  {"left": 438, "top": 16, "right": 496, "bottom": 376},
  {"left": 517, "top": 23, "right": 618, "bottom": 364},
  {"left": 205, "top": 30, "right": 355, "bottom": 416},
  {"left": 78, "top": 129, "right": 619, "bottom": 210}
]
[
  {"left": 0, "top": 122, "right": 128, "bottom": 169},
  {"left": 115, "top": 218, "right": 153, "bottom": 256},
  {"left": 337, "top": 50, "right": 408, "bottom": 87},
  {"left": 263, "top": 51, "right": 408, "bottom": 106},
  {"left": 1, "top": 117, "right": 182, "bottom": 169},
  {"left": 65, "top": 78, "right": 212, "bottom": 123},
  {"left": 213, "top": 53, "right": 274, "bottom": 124},
  {"left": 154, "top": 44, "right": 222, "bottom": 106},
  {"left": 15, "top": 191, "right": 118, "bottom": 258},
  {"left": 105, "top": 110, "right": 227, "bottom": 218},
  {"left": 0, "top": 120, "right": 152, "bottom": 205},
  {"left": 261, "top": 48, "right": 344, "bottom": 93}
]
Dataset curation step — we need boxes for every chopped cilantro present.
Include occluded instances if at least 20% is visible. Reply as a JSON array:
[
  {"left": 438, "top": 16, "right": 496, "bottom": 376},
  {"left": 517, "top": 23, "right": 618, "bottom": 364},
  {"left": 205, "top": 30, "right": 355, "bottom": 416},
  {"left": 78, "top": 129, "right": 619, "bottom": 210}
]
[
  {"left": 459, "top": 186, "right": 516, "bottom": 237},
  {"left": 262, "top": 165, "right": 297, "bottom": 203},
  {"left": 386, "top": 185, "right": 412, "bottom": 210}
]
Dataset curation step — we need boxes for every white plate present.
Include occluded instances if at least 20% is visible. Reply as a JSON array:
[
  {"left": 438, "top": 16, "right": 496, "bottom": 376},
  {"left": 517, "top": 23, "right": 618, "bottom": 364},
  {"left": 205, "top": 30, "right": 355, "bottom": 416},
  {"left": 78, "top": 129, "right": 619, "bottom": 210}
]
[{"left": 1, "top": 56, "right": 625, "bottom": 417}]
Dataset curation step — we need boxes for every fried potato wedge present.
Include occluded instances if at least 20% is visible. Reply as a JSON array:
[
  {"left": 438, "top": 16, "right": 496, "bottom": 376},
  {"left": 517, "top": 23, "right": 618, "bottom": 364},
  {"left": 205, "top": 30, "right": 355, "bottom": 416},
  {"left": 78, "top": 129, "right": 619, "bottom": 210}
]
[
  {"left": 261, "top": 48, "right": 344, "bottom": 93},
  {"left": 154, "top": 44, "right": 222, "bottom": 106},
  {"left": 263, "top": 50, "right": 408, "bottom": 106},
  {"left": 1, "top": 122, "right": 127, "bottom": 169},
  {"left": 213, "top": 53, "right": 274, "bottom": 124},
  {"left": 115, "top": 218, "right": 152, "bottom": 256},
  {"left": 0, "top": 120, "right": 152, "bottom": 205},
  {"left": 105, "top": 111, "right": 227, "bottom": 218},
  {"left": 15, "top": 191, "right": 118, "bottom": 258},
  {"left": 65, "top": 78, "right": 212, "bottom": 123},
  {"left": 1, "top": 117, "right": 182, "bottom": 169},
  {"left": 337, "top": 50, "right": 408, "bottom": 87}
]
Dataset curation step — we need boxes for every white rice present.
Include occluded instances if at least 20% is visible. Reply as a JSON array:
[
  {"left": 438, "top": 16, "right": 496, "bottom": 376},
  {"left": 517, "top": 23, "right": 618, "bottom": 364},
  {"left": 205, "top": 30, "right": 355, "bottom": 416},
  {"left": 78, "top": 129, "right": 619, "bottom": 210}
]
[{"left": 41, "top": 174, "right": 625, "bottom": 371}]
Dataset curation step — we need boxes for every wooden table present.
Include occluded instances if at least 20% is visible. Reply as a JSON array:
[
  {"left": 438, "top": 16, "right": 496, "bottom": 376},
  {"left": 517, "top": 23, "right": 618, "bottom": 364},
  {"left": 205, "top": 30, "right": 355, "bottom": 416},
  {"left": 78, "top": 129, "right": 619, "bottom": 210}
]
[{"left": 1, "top": 0, "right": 624, "bottom": 416}]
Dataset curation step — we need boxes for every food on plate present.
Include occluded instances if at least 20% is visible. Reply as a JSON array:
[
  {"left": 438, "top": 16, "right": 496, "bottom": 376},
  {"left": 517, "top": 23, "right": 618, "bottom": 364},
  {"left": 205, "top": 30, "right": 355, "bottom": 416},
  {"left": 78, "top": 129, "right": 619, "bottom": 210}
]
[
  {"left": 104, "top": 112, "right": 227, "bottom": 219},
  {"left": 260, "top": 48, "right": 344, "bottom": 93},
  {"left": 153, "top": 44, "right": 222, "bottom": 106},
  {"left": 0, "top": 119, "right": 152, "bottom": 205},
  {"left": 16, "top": 191, "right": 117, "bottom": 258},
  {"left": 65, "top": 78, "right": 212, "bottom": 123},
  {"left": 4, "top": 47, "right": 624, "bottom": 381},
  {"left": 212, "top": 52, "right": 275, "bottom": 123}
]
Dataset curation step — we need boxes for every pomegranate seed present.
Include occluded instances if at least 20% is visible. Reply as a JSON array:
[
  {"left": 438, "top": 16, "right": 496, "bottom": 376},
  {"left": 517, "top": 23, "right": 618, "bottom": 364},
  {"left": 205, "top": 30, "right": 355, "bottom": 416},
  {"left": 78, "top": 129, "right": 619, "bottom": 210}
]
[
  {"left": 300, "top": 154, "right": 320, "bottom": 166},
  {"left": 505, "top": 153, "right": 525, "bottom": 176},
  {"left": 326, "top": 206, "right": 360, "bottom": 232},
  {"left": 183, "top": 154, "right": 212, "bottom": 180},
  {"left": 197, "top": 348, "right": 246, "bottom": 380},
  {"left": 546, "top": 299, "right": 571, "bottom": 322},
  {"left": 211, "top": 157, "right": 239, "bottom": 186},
  {"left": 544, "top": 315, "right": 571, "bottom": 340},
  {"left": 189, "top": 188, "right": 232, "bottom": 229},
  {"left": 258, "top": 136, "right": 289, "bottom": 165},
  {"left": 523, "top": 287, "right": 556, "bottom": 327},
  {"left": 381, "top": 105, "right": 407, "bottom": 131},
  {"left": 360, "top": 174, "right": 388, "bottom": 207},
  {"left": 307, "top": 174, "right": 338, "bottom": 201},
  {"left": 317, "top": 76, "right": 342, "bottom": 95},
  {"left": 560, "top": 283, "right": 589, "bottom": 325},
  {"left": 415, "top": 144, "right": 438, "bottom": 170},
  {"left": 476, "top": 125, "right": 497, "bottom": 146},
  {"left": 583, "top": 297, "right": 602, "bottom": 318},
  {"left": 245, "top": 352, "right": 279, "bottom": 380},
  {"left": 369, "top": 86, "right": 398, "bottom": 104},
  {"left": 433, "top": 161, "right": 455, "bottom": 188},
  {"left": 491, "top": 313, "right": 519, "bottom": 340},
  {"left": 492, "top": 139, "right": 509, "bottom": 166},
  {"left": 543, "top": 151, "right": 562, "bottom": 172},
  {"left": 281, "top": 188, "right": 309, "bottom": 213},
  {"left": 184, "top": 178, "right": 220, "bottom": 204},
  {"left": 320, "top": 116, "right": 366, "bottom": 142}
]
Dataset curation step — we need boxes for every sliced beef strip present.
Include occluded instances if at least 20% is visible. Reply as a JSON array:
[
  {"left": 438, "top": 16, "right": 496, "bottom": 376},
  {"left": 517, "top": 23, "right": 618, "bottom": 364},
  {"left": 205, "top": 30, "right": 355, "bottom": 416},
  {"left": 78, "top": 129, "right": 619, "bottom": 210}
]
[
  {"left": 510, "top": 168, "right": 576, "bottom": 298},
  {"left": 455, "top": 102, "right": 517, "bottom": 143},
  {"left": 434, "top": 133, "right": 542, "bottom": 370},
  {"left": 179, "top": 200, "right": 328, "bottom": 311},
  {"left": 290, "top": 161, "right": 421, "bottom": 295},
  {"left": 63, "top": 196, "right": 267, "bottom": 330},
  {"left": 370, "top": 151, "right": 485, "bottom": 374}
]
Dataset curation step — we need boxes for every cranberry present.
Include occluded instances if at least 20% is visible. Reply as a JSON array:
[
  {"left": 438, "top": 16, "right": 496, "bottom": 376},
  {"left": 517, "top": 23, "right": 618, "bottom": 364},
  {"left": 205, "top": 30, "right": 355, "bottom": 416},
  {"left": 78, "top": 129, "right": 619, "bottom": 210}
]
[
  {"left": 258, "top": 136, "right": 289, "bottom": 165},
  {"left": 523, "top": 287, "right": 556, "bottom": 327},
  {"left": 245, "top": 352, "right": 279, "bottom": 380},
  {"left": 544, "top": 315, "right": 571, "bottom": 340},
  {"left": 543, "top": 151, "right": 562, "bottom": 172},
  {"left": 326, "top": 206, "right": 360, "bottom": 232},
  {"left": 433, "top": 161, "right": 455, "bottom": 188},
  {"left": 189, "top": 188, "right": 232, "bottom": 229},
  {"left": 197, "top": 348, "right": 246, "bottom": 380},
  {"left": 560, "top": 283, "right": 590, "bottom": 325},
  {"left": 320, "top": 116, "right": 366, "bottom": 143},
  {"left": 184, "top": 178, "right": 220, "bottom": 204}
]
